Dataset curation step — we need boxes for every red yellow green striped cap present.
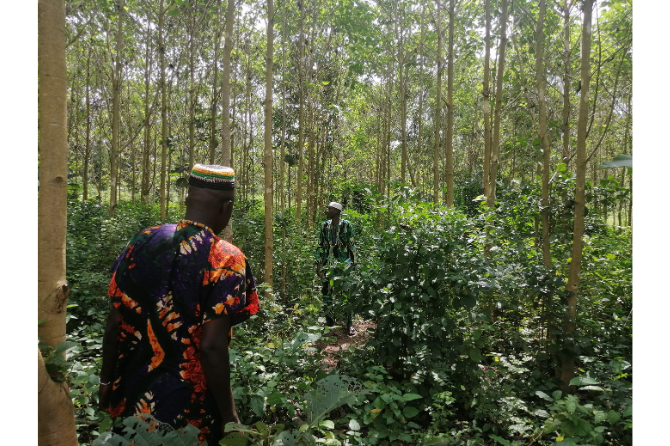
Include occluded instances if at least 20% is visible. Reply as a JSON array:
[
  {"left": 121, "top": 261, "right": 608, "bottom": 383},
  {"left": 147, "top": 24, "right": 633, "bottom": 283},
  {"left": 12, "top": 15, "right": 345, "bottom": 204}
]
[{"left": 189, "top": 164, "right": 235, "bottom": 190}]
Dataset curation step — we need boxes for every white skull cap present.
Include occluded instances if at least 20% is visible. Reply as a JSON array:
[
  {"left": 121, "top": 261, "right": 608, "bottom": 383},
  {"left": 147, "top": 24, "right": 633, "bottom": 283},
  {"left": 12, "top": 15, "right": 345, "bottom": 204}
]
[{"left": 328, "top": 202, "right": 343, "bottom": 211}]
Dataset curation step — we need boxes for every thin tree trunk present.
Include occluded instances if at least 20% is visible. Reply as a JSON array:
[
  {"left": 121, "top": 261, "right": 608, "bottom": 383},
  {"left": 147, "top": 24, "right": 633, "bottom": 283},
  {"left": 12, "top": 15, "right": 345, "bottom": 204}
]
[
  {"left": 561, "top": 0, "right": 593, "bottom": 390},
  {"left": 159, "top": 0, "right": 168, "bottom": 219},
  {"left": 536, "top": 0, "right": 551, "bottom": 267},
  {"left": 487, "top": 0, "right": 509, "bottom": 209},
  {"left": 141, "top": 17, "right": 153, "bottom": 203},
  {"left": 263, "top": 0, "right": 274, "bottom": 291},
  {"left": 433, "top": 0, "right": 442, "bottom": 203},
  {"left": 445, "top": 0, "right": 455, "bottom": 207},
  {"left": 83, "top": 43, "right": 92, "bottom": 201},
  {"left": 417, "top": 0, "right": 425, "bottom": 195},
  {"left": 562, "top": 0, "right": 572, "bottom": 165},
  {"left": 221, "top": 0, "right": 234, "bottom": 166},
  {"left": 295, "top": 0, "right": 306, "bottom": 225},
  {"left": 38, "top": 0, "right": 78, "bottom": 443},
  {"left": 482, "top": 0, "right": 492, "bottom": 198},
  {"left": 109, "top": 0, "right": 124, "bottom": 217},
  {"left": 188, "top": 3, "right": 196, "bottom": 172}
]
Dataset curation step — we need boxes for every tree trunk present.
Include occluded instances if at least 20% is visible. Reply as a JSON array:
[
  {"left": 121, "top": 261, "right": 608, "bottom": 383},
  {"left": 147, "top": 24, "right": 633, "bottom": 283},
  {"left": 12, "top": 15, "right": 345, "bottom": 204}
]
[
  {"left": 487, "top": 0, "right": 509, "bottom": 209},
  {"left": 562, "top": 0, "right": 572, "bottom": 165},
  {"left": 561, "top": 0, "right": 593, "bottom": 390},
  {"left": 536, "top": 0, "right": 551, "bottom": 268},
  {"left": 109, "top": 0, "right": 124, "bottom": 217},
  {"left": 445, "top": 0, "right": 455, "bottom": 207},
  {"left": 433, "top": 0, "right": 442, "bottom": 203},
  {"left": 159, "top": 0, "right": 168, "bottom": 219},
  {"left": 141, "top": 16, "right": 153, "bottom": 203},
  {"left": 263, "top": 0, "right": 274, "bottom": 291},
  {"left": 295, "top": 0, "right": 306, "bottom": 225},
  {"left": 417, "top": 0, "right": 425, "bottom": 196},
  {"left": 83, "top": 43, "right": 92, "bottom": 201},
  {"left": 188, "top": 3, "right": 196, "bottom": 173},
  {"left": 38, "top": 0, "right": 78, "bottom": 443},
  {"left": 482, "top": 0, "right": 492, "bottom": 198},
  {"left": 209, "top": 0, "right": 222, "bottom": 164},
  {"left": 221, "top": 0, "right": 234, "bottom": 166}
]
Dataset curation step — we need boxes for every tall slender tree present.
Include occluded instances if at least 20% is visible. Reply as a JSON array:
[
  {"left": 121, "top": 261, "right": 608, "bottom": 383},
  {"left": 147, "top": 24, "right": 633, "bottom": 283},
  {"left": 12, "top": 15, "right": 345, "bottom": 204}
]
[
  {"left": 263, "top": 0, "right": 275, "bottom": 290},
  {"left": 561, "top": 0, "right": 593, "bottom": 390},
  {"left": 38, "top": 0, "right": 78, "bottom": 443},
  {"left": 109, "top": 0, "right": 125, "bottom": 216}
]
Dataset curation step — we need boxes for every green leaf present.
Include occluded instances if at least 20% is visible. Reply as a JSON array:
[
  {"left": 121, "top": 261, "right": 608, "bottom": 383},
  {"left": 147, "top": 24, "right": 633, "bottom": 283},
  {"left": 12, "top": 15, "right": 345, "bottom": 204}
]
[
  {"left": 349, "top": 419, "right": 360, "bottom": 432},
  {"left": 488, "top": 434, "right": 511, "bottom": 446},
  {"left": 535, "top": 391, "right": 553, "bottom": 401},
  {"left": 607, "top": 410, "right": 621, "bottom": 424},
  {"left": 402, "top": 406, "right": 419, "bottom": 418},
  {"left": 599, "top": 154, "right": 632, "bottom": 169},
  {"left": 569, "top": 376, "right": 599, "bottom": 386},
  {"left": 623, "top": 406, "right": 632, "bottom": 418},
  {"left": 320, "top": 420, "right": 335, "bottom": 430},
  {"left": 402, "top": 393, "right": 423, "bottom": 402},
  {"left": 558, "top": 163, "right": 567, "bottom": 172},
  {"left": 469, "top": 347, "right": 481, "bottom": 363}
]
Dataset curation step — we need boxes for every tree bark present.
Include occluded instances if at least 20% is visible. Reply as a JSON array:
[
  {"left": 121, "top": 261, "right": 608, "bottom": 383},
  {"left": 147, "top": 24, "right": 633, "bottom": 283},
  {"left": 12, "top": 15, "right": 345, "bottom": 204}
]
[
  {"left": 482, "top": 0, "right": 492, "bottom": 198},
  {"left": 109, "top": 0, "right": 124, "bottom": 217},
  {"left": 561, "top": 0, "right": 572, "bottom": 165},
  {"left": 487, "top": 0, "right": 509, "bottom": 209},
  {"left": 221, "top": 0, "right": 235, "bottom": 166},
  {"left": 561, "top": 0, "right": 593, "bottom": 390},
  {"left": 38, "top": 0, "right": 78, "bottom": 443},
  {"left": 141, "top": 15, "right": 153, "bottom": 203},
  {"left": 536, "top": 0, "right": 551, "bottom": 267},
  {"left": 445, "top": 0, "right": 455, "bottom": 207},
  {"left": 433, "top": 0, "right": 442, "bottom": 203},
  {"left": 263, "top": 0, "right": 274, "bottom": 291},
  {"left": 159, "top": 0, "right": 168, "bottom": 219},
  {"left": 83, "top": 42, "right": 92, "bottom": 201},
  {"left": 295, "top": 0, "right": 306, "bottom": 225}
]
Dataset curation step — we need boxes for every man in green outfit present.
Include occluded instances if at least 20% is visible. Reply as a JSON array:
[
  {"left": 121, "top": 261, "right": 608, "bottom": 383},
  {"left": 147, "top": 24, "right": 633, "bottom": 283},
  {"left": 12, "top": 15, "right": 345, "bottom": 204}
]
[{"left": 315, "top": 201, "right": 357, "bottom": 336}]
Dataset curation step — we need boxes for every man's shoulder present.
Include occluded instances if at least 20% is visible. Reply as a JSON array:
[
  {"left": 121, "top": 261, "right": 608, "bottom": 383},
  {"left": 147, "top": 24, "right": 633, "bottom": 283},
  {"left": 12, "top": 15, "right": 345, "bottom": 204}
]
[
  {"left": 341, "top": 219, "right": 353, "bottom": 226},
  {"left": 211, "top": 238, "right": 246, "bottom": 260}
]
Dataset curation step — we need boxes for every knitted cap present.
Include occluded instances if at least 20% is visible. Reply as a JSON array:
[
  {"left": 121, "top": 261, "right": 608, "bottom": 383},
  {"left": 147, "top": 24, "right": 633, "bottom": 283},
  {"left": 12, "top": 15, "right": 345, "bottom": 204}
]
[{"left": 189, "top": 164, "right": 235, "bottom": 190}]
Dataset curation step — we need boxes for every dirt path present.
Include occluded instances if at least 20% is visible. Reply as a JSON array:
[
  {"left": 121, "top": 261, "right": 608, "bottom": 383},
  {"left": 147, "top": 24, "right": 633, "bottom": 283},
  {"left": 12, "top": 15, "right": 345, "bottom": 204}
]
[{"left": 314, "top": 319, "right": 376, "bottom": 371}]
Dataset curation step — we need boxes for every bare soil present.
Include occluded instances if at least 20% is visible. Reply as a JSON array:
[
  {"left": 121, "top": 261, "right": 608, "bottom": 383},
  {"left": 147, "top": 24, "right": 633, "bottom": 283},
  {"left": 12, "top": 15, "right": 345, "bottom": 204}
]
[{"left": 314, "top": 319, "right": 376, "bottom": 371}]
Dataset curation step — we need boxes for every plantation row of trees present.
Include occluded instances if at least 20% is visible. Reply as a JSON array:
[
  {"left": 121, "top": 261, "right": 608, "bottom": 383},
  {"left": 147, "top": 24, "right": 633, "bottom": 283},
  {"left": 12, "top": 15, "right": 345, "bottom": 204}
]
[{"left": 64, "top": 0, "right": 632, "bottom": 221}]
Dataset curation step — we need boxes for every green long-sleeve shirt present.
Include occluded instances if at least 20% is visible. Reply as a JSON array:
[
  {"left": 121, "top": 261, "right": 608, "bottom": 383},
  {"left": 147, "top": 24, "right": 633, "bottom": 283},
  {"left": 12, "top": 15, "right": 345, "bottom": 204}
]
[{"left": 315, "top": 219, "right": 356, "bottom": 267}]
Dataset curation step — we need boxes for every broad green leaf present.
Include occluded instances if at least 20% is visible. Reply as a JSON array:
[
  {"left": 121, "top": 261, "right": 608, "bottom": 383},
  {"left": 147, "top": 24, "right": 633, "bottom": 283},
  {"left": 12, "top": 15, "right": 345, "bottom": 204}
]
[
  {"left": 319, "top": 420, "right": 335, "bottom": 430},
  {"left": 607, "top": 410, "right": 621, "bottom": 424},
  {"left": 488, "top": 434, "right": 510, "bottom": 446},
  {"left": 402, "top": 406, "right": 420, "bottom": 418},
  {"left": 402, "top": 393, "right": 422, "bottom": 402},
  {"left": 535, "top": 391, "right": 553, "bottom": 401},
  {"left": 569, "top": 376, "right": 599, "bottom": 386},
  {"left": 349, "top": 419, "right": 360, "bottom": 431},
  {"left": 469, "top": 347, "right": 481, "bottom": 363}
]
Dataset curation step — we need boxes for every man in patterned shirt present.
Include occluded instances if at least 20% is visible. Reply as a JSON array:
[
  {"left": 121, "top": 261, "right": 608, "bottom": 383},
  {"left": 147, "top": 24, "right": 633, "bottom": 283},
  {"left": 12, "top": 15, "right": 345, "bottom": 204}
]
[
  {"left": 316, "top": 201, "right": 357, "bottom": 336},
  {"left": 99, "top": 164, "right": 259, "bottom": 445}
]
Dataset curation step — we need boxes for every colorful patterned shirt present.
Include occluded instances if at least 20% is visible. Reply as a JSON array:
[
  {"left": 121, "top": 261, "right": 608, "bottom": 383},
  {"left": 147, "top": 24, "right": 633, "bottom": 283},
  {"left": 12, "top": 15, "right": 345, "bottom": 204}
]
[
  {"left": 315, "top": 219, "right": 356, "bottom": 267},
  {"left": 106, "top": 220, "right": 259, "bottom": 444}
]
